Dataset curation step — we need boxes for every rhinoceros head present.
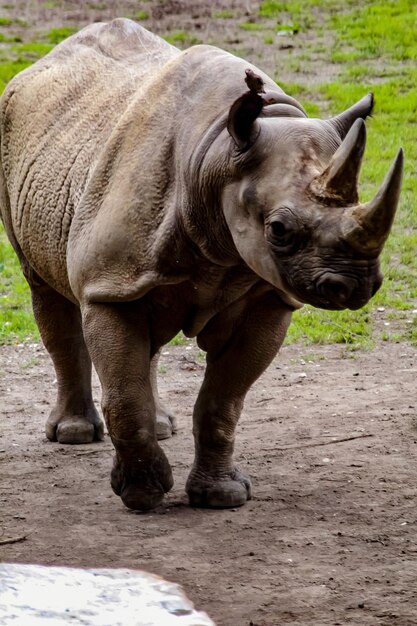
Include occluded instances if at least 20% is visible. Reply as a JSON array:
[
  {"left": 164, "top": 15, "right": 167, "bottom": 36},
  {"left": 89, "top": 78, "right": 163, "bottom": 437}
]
[{"left": 221, "top": 70, "right": 403, "bottom": 310}]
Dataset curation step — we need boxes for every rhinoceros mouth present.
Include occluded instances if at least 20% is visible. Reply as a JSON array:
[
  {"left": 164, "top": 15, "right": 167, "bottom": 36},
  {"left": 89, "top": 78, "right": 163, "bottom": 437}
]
[
  {"left": 299, "top": 294, "right": 369, "bottom": 312},
  {"left": 283, "top": 275, "right": 376, "bottom": 312},
  {"left": 301, "top": 295, "right": 348, "bottom": 311}
]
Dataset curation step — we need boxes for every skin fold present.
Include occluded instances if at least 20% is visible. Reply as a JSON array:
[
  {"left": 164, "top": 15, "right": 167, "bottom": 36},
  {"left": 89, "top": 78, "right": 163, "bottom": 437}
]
[{"left": 0, "top": 19, "right": 403, "bottom": 510}]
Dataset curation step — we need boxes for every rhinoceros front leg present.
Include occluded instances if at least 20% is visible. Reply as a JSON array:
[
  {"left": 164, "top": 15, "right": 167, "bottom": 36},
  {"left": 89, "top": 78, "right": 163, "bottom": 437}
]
[
  {"left": 150, "top": 350, "right": 177, "bottom": 440},
  {"left": 187, "top": 291, "right": 292, "bottom": 508},
  {"left": 28, "top": 276, "right": 104, "bottom": 444},
  {"left": 81, "top": 302, "right": 173, "bottom": 511}
]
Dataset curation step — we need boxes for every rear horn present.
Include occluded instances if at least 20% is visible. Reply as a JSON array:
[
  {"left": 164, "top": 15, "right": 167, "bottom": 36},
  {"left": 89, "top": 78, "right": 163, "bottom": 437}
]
[{"left": 311, "top": 118, "right": 367, "bottom": 204}]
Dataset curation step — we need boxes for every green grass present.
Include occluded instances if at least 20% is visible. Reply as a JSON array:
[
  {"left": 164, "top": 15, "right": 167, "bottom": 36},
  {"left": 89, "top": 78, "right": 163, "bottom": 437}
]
[
  {"left": 330, "top": 2, "right": 417, "bottom": 63},
  {"left": 287, "top": 307, "right": 374, "bottom": 348},
  {"left": 0, "top": 32, "right": 21, "bottom": 43},
  {"left": 0, "top": 0, "right": 416, "bottom": 347},
  {"left": 259, "top": 0, "right": 316, "bottom": 30},
  {"left": 239, "top": 22, "right": 265, "bottom": 32},
  {"left": 132, "top": 10, "right": 149, "bottom": 21},
  {"left": 274, "top": 0, "right": 417, "bottom": 347},
  {"left": 168, "top": 332, "right": 189, "bottom": 346},
  {"left": 46, "top": 26, "right": 78, "bottom": 44},
  {"left": 0, "top": 230, "right": 38, "bottom": 343},
  {"left": 12, "top": 42, "right": 54, "bottom": 62},
  {"left": 212, "top": 9, "right": 236, "bottom": 19},
  {"left": 0, "top": 60, "right": 32, "bottom": 93},
  {"left": 163, "top": 31, "right": 200, "bottom": 47}
]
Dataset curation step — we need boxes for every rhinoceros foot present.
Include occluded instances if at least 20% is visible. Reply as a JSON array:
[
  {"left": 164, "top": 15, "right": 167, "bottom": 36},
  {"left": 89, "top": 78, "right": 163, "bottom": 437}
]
[
  {"left": 156, "top": 406, "right": 177, "bottom": 441},
  {"left": 111, "top": 448, "right": 173, "bottom": 511},
  {"left": 45, "top": 408, "right": 105, "bottom": 445},
  {"left": 186, "top": 466, "right": 251, "bottom": 508}
]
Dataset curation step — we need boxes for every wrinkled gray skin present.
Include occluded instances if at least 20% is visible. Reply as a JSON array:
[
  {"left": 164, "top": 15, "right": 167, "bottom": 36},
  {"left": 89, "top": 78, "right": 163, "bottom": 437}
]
[{"left": 0, "top": 20, "right": 403, "bottom": 510}]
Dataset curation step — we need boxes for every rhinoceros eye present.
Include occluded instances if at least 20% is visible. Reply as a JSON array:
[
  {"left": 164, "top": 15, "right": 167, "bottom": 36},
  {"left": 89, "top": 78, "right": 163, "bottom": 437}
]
[
  {"left": 269, "top": 219, "right": 296, "bottom": 251},
  {"left": 270, "top": 220, "right": 287, "bottom": 239}
]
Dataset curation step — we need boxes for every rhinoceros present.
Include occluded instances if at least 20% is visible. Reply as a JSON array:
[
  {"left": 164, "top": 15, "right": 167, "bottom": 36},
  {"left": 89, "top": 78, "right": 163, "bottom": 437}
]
[{"left": 0, "top": 19, "right": 402, "bottom": 511}]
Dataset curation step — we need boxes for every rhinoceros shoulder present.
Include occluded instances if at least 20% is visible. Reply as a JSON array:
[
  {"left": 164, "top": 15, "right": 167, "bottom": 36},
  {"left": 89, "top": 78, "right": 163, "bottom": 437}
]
[
  {"left": 52, "top": 19, "right": 178, "bottom": 66},
  {"left": 1, "top": 19, "right": 178, "bottom": 102}
]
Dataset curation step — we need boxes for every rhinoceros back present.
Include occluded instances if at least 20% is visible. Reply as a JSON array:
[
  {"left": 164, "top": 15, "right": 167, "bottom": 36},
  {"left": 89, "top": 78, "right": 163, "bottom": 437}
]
[{"left": 0, "top": 19, "right": 178, "bottom": 296}]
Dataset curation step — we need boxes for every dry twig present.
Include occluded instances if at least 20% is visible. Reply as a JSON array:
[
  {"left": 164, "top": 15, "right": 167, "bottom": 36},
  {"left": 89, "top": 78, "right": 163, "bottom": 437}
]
[
  {"left": 264, "top": 433, "right": 374, "bottom": 452},
  {"left": 0, "top": 534, "right": 27, "bottom": 546}
]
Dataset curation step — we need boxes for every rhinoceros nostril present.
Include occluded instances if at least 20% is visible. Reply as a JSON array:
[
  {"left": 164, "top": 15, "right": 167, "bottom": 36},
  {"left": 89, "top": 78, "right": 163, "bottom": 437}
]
[{"left": 317, "top": 275, "right": 352, "bottom": 306}]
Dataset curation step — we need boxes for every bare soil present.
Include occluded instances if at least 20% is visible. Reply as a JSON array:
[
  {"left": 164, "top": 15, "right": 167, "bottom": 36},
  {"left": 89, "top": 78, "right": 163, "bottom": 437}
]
[
  {"left": 1, "top": 2, "right": 417, "bottom": 625},
  {"left": 1, "top": 339, "right": 417, "bottom": 626}
]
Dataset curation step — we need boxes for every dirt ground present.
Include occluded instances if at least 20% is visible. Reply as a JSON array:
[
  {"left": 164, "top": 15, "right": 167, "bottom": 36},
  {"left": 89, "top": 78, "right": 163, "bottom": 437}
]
[
  {"left": 1, "top": 338, "right": 417, "bottom": 626},
  {"left": 1, "top": 1, "right": 417, "bottom": 625}
]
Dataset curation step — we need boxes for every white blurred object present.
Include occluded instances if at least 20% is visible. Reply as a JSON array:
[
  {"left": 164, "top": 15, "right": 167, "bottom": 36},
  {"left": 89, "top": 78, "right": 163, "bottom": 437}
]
[{"left": 0, "top": 563, "right": 215, "bottom": 626}]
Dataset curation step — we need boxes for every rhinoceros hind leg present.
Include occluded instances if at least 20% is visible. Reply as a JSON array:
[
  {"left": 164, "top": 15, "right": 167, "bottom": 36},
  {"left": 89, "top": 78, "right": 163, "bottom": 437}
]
[
  {"left": 156, "top": 411, "right": 177, "bottom": 440},
  {"left": 27, "top": 272, "right": 104, "bottom": 445},
  {"left": 156, "top": 408, "right": 177, "bottom": 440},
  {"left": 46, "top": 410, "right": 104, "bottom": 444},
  {"left": 150, "top": 351, "right": 177, "bottom": 440},
  {"left": 186, "top": 467, "right": 251, "bottom": 508}
]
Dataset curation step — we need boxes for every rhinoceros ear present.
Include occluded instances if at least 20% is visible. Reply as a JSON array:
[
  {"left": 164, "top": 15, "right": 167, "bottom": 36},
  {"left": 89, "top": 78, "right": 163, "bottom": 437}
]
[
  {"left": 328, "top": 93, "right": 374, "bottom": 140},
  {"left": 227, "top": 69, "right": 265, "bottom": 150}
]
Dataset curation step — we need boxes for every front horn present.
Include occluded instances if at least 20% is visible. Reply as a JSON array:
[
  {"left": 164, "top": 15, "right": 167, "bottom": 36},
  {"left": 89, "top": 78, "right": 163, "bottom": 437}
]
[{"left": 342, "top": 148, "right": 404, "bottom": 252}]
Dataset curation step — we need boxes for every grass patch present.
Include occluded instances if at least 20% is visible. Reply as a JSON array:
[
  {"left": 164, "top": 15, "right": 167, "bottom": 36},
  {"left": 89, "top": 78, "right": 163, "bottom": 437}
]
[
  {"left": 276, "top": 23, "right": 299, "bottom": 33},
  {"left": 330, "top": 1, "right": 417, "bottom": 63},
  {"left": 0, "top": 32, "right": 21, "bottom": 43},
  {"left": 46, "top": 26, "right": 78, "bottom": 44},
  {"left": 163, "top": 31, "right": 200, "bottom": 47},
  {"left": 259, "top": 0, "right": 315, "bottom": 30},
  {"left": 12, "top": 42, "right": 54, "bottom": 62},
  {"left": 212, "top": 9, "right": 236, "bottom": 19},
  {"left": 0, "top": 0, "right": 416, "bottom": 348},
  {"left": 403, "top": 318, "right": 417, "bottom": 346},
  {"left": 287, "top": 306, "right": 373, "bottom": 348},
  {"left": 0, "top": 60, "right": 32, "bottom": 92},
  {"left": 239, "top": 22, "right": 265, "bottom": 32},
  {"left": 168, "top": 333, "right": 189, "bottom": 346},
  {"left": 280, "top": 0, "right": 417, "bottom": 347},
  {"left": 132, "top": 10, "right": 149, "bottom": 21},
  {"left": 0, "top": 230, "right": 38, "bottom": 343}
]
